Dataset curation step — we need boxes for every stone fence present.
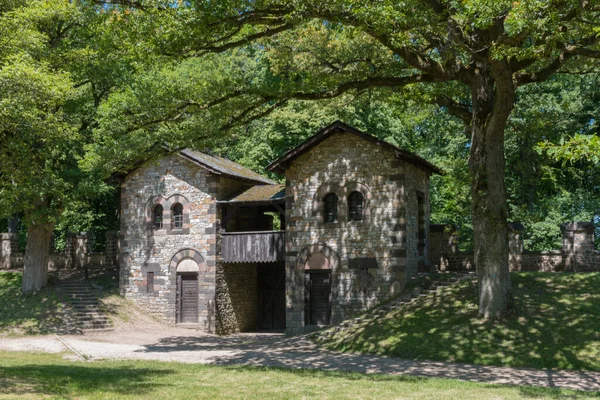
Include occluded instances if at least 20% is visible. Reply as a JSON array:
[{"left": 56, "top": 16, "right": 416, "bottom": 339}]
[
  {"left": 430, "top": 222, "right": 600, "bottom": 272},
  {"left": 0, "top": 231, "right": 119, "bottom": 271}
]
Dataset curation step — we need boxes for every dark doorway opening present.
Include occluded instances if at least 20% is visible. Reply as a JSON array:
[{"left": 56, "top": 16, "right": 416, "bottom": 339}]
[
  {"left": 304, "top": 270, "right": 331, "bottom": 326},
  {"left": 177, "top": 273, "right": 198, "bottom": 323},
  {"left": 257, "top": 263, "right": 286, "bottom": 330}
]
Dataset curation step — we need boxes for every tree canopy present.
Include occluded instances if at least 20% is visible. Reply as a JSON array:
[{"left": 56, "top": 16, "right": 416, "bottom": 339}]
[{"left": 2, "top": 0, "right": 599, "bottom": 313}]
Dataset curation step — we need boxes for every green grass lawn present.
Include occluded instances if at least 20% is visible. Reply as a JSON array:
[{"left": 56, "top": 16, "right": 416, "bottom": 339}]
[
  {"left": 0, "top": 272, "right": 71, "bottom": 336},
  {"left": 0, "top": 351, "right": 597, "bottom": 399},
  {"left": 328, "top": 272, "right": 600, "bottom": 371}
]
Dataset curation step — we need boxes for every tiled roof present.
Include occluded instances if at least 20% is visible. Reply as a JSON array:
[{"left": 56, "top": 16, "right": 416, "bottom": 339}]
[
  {"left": 267, "top": 121, "right": 443, "bottom": 175},
  {"left": 179, "top": 149, "right": 275, "bottom": 185},
  {"left": 219, "top": 184, "right": 285, "bottom": 203}
]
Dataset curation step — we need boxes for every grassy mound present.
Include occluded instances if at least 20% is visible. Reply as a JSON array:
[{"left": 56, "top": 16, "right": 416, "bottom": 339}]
[
  {"left": 328, "top": 272, "right": 600, "bottom": 371},
  {"left": 0, "top": 272, "right": 73, "bottom": 336}
]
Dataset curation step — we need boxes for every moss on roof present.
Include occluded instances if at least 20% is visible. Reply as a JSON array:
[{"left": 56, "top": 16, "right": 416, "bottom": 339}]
[
  {"left": 180, "top": 149, "right": 275, "bottom": 185},
  {"left": 220, "top": 184, "right": 285, "bottom": 203}
]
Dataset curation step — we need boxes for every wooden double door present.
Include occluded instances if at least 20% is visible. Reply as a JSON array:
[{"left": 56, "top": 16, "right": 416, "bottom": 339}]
[
  {"left": 304, "top": 271, "right": 331, "bottom": 326},
  {"left": 257, "top": 263, "right": 286, "bottom": 330},
  {"left": 177, "top": 273, "right": 198, "bottom": 323}
]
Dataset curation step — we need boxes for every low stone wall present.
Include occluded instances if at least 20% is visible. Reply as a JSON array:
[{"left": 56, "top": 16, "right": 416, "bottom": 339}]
[
  {"left": 216, "top": 263, "right": 258, "bottom": 334},
  {"left": 430, "top": 222, "right": 599, "bottom": 272},
  {"left": 0, "top": 231, "right": 119, "bottom": 271}
]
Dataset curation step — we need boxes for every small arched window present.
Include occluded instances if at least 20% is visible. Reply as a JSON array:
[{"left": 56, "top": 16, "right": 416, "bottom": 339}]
[
  {"left": 323, "top": 193, "right": 338, "bottom": 223},
  {"left": 152, "top": 205, "right": 163, "bottom": 230},
  {"left": 348, "top": 191, "right": 364, "bottom": 221},
  {"left": 171, "top": 203, "right": 183, "bottom": 229}
]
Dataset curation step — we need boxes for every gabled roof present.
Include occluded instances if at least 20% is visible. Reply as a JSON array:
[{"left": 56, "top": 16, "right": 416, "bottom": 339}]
[
  {"left": 179, "top": 149, "right": 275, "bottom": 185},
  {"left": 217, "top": 184, "right": 285, "bottom": 204},
  {"left": 266, "top": 121, "right": 443, "bottom": 175}
]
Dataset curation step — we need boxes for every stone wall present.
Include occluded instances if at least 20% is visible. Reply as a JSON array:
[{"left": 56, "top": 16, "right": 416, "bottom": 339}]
[
  {"left": 119, "top": 154, "right": 232, "bottom": 331},
  {"left": 430, "top": 222, "right": 600, "bottom": 272},
  {"left": 284, "top": 132, "right": 431, "bottom": 333},
  {"left": 0, "top": 231, "right": 119, "bottom": 272},
  {"left": 215, "top": 263, "right": 258, "bottom": 334}
]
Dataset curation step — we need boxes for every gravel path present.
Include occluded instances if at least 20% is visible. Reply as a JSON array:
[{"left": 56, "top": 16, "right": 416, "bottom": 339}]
[{"left": 2, "top": 331, "right": 600, "bottom": 393}]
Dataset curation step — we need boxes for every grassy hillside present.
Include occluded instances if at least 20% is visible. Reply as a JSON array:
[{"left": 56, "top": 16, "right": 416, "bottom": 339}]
[
  {"left": 0, "top": 272, "right": 75, "bottom": 336},
  {"left": 326, "top": 272, "right": 600, "bottom": 371}
]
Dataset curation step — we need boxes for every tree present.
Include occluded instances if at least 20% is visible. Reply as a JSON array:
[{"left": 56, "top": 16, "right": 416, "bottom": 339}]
[
  {"left": 96, "top": 0, "right": 600, "bottom": 317},
  {"left": 0, "top": 1, "right": 148, "bottom": 292}
]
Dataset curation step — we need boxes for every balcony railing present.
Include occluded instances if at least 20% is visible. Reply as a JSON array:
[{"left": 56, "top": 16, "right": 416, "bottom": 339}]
[{"left": 221, "top": 231, "right": 284, "bottom": 263}]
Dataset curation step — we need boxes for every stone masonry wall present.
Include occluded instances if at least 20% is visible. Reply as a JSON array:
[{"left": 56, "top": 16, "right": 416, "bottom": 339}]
[
  {"left": 215, "top": 263, "right": 258, "bottom": 334},
  {"left": 1, "top": 231, "right": 119, "bottom": 272},
  {"left": 404, "top": 163, "right": 431, "bottom": 276},
  {"left": 284, "top": 132, "right": 430, "bottom": 333},
  {"left": 120, "top": 154, "right": 231, "bottom": 331},
  {"left": 430, "top": 222, "right": 599, "bottom": 272}
]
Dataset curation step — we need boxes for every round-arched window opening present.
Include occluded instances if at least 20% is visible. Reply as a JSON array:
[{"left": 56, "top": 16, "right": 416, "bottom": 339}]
[
  {"left": 172, "top": 203, "right": 183, "bottom": 229},
  {"left": 323, "top": 193, "right": 338, "bottom": 223},
  {"left": 348, "top": 191, "right": 364, "bottom": 221},
  {"left": 153, "top": 204, "right": 164, "bottom": 230}
]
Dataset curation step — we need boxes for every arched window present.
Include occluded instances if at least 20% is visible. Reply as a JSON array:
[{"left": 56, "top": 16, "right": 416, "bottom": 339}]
[
  {"left": 348, "top": 191, "right": 364, "bottom": 221},
  {"left": 323, "top": 193, "right": 338, "bottom": 223},
  {"left": 153, "top": 205, "right": 163, "bottom": 230},
  {"left": 171, "top": 203, "right": 183, "bottom": 229}
]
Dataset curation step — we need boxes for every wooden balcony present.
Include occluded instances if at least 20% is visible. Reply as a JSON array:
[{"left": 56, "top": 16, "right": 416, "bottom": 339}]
[{"left": 221, "top": 231, "right": 285, "bottom": 263}]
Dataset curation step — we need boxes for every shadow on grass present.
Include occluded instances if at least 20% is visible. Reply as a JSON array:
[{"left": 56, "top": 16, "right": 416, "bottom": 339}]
[
  {"left": 0, "top": 363, "right": 175, "bottom": 397},
  {"left": 0, "top": 272, "right": 78, "bottom": 335},
  {"left": 331, "top": 272, "right": 600, "bottom": 371},
  {"left": 221, "top": 365, "right": 600, "bottom": 399}
]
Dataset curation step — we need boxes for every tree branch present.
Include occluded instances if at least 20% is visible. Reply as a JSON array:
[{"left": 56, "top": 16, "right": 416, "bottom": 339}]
[
  {"left": 280, "top": 74, "right": 437, "bottom": 101},
  {"left": 92, "top": 0, "right": 146, "bottom": 11},
  {"left": 198, "top": 23, "right": 293, "bottom": 54},
  {"left": 433, "top": 96, "right": 472, "bottom": 125},
  {"left": 220, "top": 99, "right": 287, "bottom": 131}
]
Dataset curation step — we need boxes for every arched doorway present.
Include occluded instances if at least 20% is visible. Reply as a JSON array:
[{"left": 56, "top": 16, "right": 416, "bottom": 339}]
[
  {"left": 170, "top": 249, "right": 205, "bottom": 324},
  {"left": 297, "top": 244, "right": 339, "bottom": 326}
]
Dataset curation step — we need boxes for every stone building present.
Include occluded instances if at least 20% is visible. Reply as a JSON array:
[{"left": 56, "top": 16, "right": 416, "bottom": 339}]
[{"left": 119, "top": 121, "right": 441, "bottom": 334}]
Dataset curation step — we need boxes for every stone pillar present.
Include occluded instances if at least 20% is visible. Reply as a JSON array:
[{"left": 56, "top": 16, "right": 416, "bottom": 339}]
[
  {"left": 429, "top": 224, "right": 457, "bottom": 271},
  {"left": 562, "top": 222, "right": 595, "bottom": 271},
  {"left": 508, "top": 222, "right": 524, "bottom": 271},
  {"left": 104, "top": 231, "right": 119, "bottom": 268},
  {"left": 1, "top": 233, "right": 18, "bottom": 269},
  {"left": 65, "top": 233, "right": 74, "bottom": 269},
  {"left": 75, "top": 232, "right": 91, "bottom": 268}
]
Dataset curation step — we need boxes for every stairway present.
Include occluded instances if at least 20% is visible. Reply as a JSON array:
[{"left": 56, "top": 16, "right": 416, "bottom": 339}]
[
  {"left": 312, "top": 273, "right": 474, "bottom": 344},
  {"left": 61, "top": 280, "right": 114, "bottom": 332}
]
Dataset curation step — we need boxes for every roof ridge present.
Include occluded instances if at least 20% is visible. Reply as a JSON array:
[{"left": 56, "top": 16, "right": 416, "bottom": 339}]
[
  {"left": 266, "top": 121, "right": 443, "bottom": 175},
  {"left": 179, "top": 149, "right": 276, "bottom": 185}
]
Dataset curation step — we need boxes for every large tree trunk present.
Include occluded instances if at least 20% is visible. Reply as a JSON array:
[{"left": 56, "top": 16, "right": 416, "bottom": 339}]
[
  {"left": 22, "top": 222, "right": 54, "bottom": 293},
  {"left": 469, "top": 61, "right": 515, "bottom": 318}
]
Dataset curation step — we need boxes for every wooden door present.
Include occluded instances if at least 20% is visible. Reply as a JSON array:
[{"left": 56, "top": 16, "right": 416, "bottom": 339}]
[
  {"left": 258, "top": 263, "right": 286, "bottom": 330},
  {"left": 305, "top": 271, "right": 331, "bottom": 326},
  {"left": 178, "top": 273, "right": 198, "bottom": 323}
]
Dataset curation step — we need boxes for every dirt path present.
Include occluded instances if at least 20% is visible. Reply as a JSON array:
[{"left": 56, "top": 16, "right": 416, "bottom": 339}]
[{"left": 1, "top": 327, "right": 600, "bottom": 393}]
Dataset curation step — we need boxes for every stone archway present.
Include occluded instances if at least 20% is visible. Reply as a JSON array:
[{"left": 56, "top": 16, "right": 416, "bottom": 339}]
[
  {"left": 169, "top": 249, "right": 205, "bottom": 324},
  {"left": 297, "top": 243, "right": 340, "bottom": 326}
]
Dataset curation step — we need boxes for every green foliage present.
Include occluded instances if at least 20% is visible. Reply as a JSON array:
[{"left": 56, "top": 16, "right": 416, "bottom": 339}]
[
  {"left": 0, "top": 1, "right": 150, "bottom": 243},
  {"left": 539, "top": 134, "right": 600, "bottom": 164}
]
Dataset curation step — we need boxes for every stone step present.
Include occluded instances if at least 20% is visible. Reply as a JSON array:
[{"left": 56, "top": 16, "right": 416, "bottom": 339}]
[
  {"left": 82, "top": 327, "right": 114, "bottom": 333},
  {"left": 61, "top": 278, "right": 112, "bottom": 332},
  {"left": 72, "top": 305, "right": 100, "bottom": 310},
  {"left": 81, "top": 324, "right": 113, "bottom": 331}
]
